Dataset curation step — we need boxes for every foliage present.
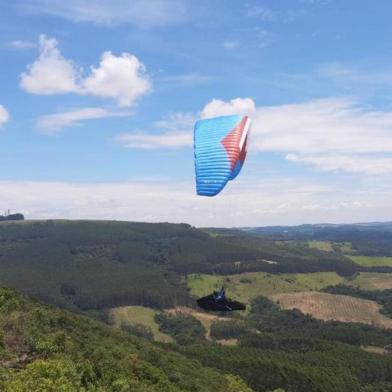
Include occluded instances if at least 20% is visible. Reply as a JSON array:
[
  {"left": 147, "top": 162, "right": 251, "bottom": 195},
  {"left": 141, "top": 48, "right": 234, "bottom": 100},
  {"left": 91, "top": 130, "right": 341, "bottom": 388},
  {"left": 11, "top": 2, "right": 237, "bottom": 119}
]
[
  {"left": 210, "top": 319, "right": 249, "bottom": 340},
  {"left": 155, "top": 313, "right": 206, "bottom": 345},
  {"left": 323, "top": 284, "right": 392, "bottom": 318},
  {"left": 0, "top": 220, "right": 362, "bottom": 314},
  {"left": 0, "top": 287, "right": 249, "bottom": 391}
]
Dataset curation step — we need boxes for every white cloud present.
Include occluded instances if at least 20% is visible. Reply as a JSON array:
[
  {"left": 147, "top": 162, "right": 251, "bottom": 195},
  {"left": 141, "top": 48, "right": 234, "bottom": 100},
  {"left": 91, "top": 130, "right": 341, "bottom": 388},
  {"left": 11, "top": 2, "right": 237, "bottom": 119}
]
[
  {"left": 37, "top": 107, "right": 130, "bottom": 133},
  {"left": 248, "top": 97, "right": 392, "bottom": 174},
  {"left": 82, "top": 51, "right": 151, "bottom": 107},
  {"left": 21, "top": 0, "right": 188, "bottom": 28},
  {"left": 116, "top": 96, "right": 392, "bottom": 176},
  {"left": 9, "top": 40, "right": 35, "bottom": 49},
  {"left": 20, "top": 35, "right": 80, "bottom": 94},
  {"left": 0, "top": 178, "right": 391, "bottom": 226},
  {"left": 201, "top": 97, "right": 256, "bottom": 119},
  {"left": 0, "top": 105, "right": 10, "bottom": 127},
  {"left": 116, "top": 112, "right": 194, "bottom": 148},
  {"left": 20, "top": 35, "right": 151, "bottom": 107},
  {"left": 154, "top": 112, "right": 196, "bottom": 133},
  {"left": 287, "top": 154, "right": 392, "bottom": 175},
  {"left": 116, "top": 131, "right": 192, "bottom": 149}
]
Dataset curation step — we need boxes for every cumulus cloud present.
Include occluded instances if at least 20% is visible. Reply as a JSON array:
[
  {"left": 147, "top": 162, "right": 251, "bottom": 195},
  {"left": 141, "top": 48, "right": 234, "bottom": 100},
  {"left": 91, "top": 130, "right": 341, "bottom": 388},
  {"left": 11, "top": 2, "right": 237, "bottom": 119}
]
[
  {"left": 82, "top": 52, "right": 151, "bottom": 107},
  {"left": 20, "top": 35, "right": 151, "bottom": 107},
  {"left": 0, "top": 178, "right": 390, "bottom": 226},
  {"left": 201, "top": 97, "right": 256, "bottom": 119},
  {"left": 116, "top": 112, "right": 194, "bottom": 148},
  {"left": 0, "top": 105, "right": 10, "bottom": 127},
  {"left": 37, "top": 107, "right": 130, "bottom": 133},
  {"left": 21, "top": 0, "right": 188, "bottom": 28},
  {"left": 115, "top": 95, "right": 392, "bottom": 175},
  {"left": 191, "top": 97, "right": 392, "bottom": 175},
  {"left": 20, "top": 35, "right": 80, "bottom": 94}
]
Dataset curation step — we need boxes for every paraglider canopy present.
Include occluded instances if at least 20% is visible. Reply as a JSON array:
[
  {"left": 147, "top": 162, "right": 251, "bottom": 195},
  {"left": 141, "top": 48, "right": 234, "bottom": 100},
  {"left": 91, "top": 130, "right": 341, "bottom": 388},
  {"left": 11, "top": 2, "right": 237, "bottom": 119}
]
[{"left": 194, "top": 115, "right": 251, "bottom": 196}]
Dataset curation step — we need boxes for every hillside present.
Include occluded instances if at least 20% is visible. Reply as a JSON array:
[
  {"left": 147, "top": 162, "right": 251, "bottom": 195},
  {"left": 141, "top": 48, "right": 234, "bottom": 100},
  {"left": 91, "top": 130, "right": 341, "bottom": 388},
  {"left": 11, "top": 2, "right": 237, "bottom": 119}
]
[
  {"left": 2, "top": 286, "right": 392, "bottom": 392},
  {"left": 0, "top": 220, "right": 358, "bottom": 312},
  {"left": 1, "top": 219, "right": 392, "bottom": 390},
  {"left": 0, "top": 287, "right": 251, "bottom": 391}
]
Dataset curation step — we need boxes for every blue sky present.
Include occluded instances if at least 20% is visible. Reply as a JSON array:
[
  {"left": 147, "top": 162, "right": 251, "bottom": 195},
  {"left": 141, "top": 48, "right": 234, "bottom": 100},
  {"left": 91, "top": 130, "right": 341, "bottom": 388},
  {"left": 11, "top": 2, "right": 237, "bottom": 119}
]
[{"left": 1, "top": 0, "right": 392, "bottom": 226}]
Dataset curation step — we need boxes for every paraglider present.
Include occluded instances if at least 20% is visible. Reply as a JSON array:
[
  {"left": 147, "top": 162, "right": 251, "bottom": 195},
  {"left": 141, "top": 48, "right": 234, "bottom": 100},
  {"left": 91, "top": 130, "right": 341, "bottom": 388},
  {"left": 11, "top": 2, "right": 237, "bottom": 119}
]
[
  {"left": 193, "top": 114, "right": 250, "bottom": 310},
  {"left": 194, "top": 115, "right": 251, "bottom": 196},
  {"left": 197, "top": 287, "right": 246, "bottom": 312}
]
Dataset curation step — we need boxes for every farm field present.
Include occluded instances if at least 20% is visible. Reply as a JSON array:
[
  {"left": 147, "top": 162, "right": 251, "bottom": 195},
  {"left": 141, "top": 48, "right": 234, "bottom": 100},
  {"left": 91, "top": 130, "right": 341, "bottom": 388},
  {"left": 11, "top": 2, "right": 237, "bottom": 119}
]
[
  {"left": 347, "top": 255, "right": 392, "bottom": 267},
  {"left": 272, "top": 291, "right": 392, "bottom": 329},
  {"left": 308, "top": 240, "right": 334, "bottom": 252},
  {"left": 108, "top": 306, "right": 172, "bottom": 343},
  {"left": 187, "top": 272, "right": 344, "bottom": 304},
  {"left": 348, "top": 272, "right": 392, "bottom": 290}
]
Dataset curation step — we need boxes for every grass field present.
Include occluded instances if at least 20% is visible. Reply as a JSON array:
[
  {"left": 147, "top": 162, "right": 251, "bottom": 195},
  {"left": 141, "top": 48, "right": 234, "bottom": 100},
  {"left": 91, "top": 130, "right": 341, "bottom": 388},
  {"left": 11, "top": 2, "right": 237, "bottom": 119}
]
[
  {"left": 108, "top": 306, "right": 173, "bottom": 343},
  {"left": 187, "top": 272, "right": 344, "bottom": 304},
  {"left": 347, "top": 255, "right": 392, "bottom": 267},
  {"left": 308, "top": 240, "right": 334, "bottom": 252},
  {"left": 348, "top": 272, "right": 392, "bottom": 291},
  {"left": 272, "top": 291, "right": 392, "bottom": 329}
]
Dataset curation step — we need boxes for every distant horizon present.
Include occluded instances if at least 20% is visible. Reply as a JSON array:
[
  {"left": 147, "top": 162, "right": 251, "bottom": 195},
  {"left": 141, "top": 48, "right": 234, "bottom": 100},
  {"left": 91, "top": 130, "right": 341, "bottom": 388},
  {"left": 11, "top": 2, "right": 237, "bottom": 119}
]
[{"left": 2, "top": 214, "right": 392, "bottom": 230}]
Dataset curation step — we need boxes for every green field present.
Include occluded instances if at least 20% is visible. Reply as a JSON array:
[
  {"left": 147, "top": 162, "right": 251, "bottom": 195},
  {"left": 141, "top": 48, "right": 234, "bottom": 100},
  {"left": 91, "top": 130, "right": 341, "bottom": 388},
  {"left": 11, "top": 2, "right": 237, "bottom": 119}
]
[
  {"left": 109, "top": 305, "right": 173, "bottom": 343},
  {"left": 308, "top": 240, "right": 334, "bottom": 252},
  {"left": 187, "top": 272, "right": 344, "bottom": 304},
  {"left": 347, "top": 255, "right": 392, "bottom": 267},
  {"left": 348, "top": 272, "right": 392, "bottom": 290}
]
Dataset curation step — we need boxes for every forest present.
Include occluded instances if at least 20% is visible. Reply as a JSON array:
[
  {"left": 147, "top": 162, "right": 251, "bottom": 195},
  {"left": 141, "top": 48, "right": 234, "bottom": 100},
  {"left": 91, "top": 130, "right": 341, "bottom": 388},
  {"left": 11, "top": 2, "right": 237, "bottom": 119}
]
[
  {"left": 1, "top": 219, "right": 392, "bottom": 391},
  {"left": 0, "top": 220, "right": 377, "bottom": 311}
]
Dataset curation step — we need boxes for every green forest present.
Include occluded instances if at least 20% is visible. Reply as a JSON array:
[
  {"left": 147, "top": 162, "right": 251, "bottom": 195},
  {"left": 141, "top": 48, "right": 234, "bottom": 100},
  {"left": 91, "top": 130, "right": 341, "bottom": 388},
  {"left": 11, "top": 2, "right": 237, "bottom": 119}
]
[{"left": 1, "top": 220, "right": 392, "bottom": 391}]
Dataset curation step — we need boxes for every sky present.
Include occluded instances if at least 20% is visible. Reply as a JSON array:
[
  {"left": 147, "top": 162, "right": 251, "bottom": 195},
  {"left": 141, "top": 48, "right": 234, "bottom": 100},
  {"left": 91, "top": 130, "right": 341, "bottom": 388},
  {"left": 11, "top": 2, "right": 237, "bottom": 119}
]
[{"left": 1, "top": 0, "right": 392, "bottom": 226}]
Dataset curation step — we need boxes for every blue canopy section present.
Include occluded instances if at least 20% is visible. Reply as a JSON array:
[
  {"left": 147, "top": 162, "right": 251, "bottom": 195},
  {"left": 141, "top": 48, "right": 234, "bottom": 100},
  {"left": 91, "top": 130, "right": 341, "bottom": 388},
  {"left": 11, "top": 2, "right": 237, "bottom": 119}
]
[{"left": 194, "top": 115, "right": 241, "bottom": 196}]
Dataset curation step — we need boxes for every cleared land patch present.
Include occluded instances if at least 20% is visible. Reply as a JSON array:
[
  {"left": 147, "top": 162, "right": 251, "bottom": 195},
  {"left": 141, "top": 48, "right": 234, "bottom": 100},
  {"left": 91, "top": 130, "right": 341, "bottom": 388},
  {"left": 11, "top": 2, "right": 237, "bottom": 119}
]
[
  {"left": 271, "top": 291, "right": 392, "bottom": 329},
  {"left": 347, "top": 255, "right": 392, "bottom": 267},
  {"left": 165, "top": 306, "right": 229, "bottom": 339},
  {"left": 348, "top": 272, "right": 392, "bottom": 291},
  {"left": 308, "top": 240, "right": 334, "bottom": 252},
  {"left": 187, "top": 272, "right": 344, "bottom": 304},
  {"left": 109, "top": 306, "right": 172, "bottom": 342}
]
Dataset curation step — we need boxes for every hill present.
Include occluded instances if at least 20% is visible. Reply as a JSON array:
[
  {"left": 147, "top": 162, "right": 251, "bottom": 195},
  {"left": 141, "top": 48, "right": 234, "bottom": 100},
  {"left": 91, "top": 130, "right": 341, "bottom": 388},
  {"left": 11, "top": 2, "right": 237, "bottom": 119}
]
[
  {"left": 0, "top": 219, "right": 358, "bottom": 312},
  {"left": 0, "top": 287, "right": 251, "bottom": 391}
]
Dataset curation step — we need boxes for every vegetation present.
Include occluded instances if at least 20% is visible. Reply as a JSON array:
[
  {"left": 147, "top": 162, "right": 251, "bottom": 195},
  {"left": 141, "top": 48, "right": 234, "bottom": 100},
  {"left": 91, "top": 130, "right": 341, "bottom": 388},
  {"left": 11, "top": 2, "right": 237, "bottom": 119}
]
[
  {"left": 243, "top": 222, "right": 392, "bottom": 257},
  {"left": 2, "top": 220, "right": 392, "bottom": 390},
  {"left": 0, "top": 220, "right": 361, "bottom": 312},
  {"left": 308, "top": 240, "right": 334, "bottom": 252},
  {"left": 272, "top": 291, "right": 392, "bottom": 329},
  {"left": 0, "top": 213, "right": 24, "bottom": 222},
  {"left": 0, "top": 287, "right": 251, "bottom": 391},
  {"left": 347, "top": 255, "right": 392, "bottom": 267},
  {"left": 155, "top": 313, "right": 206, "bottom": 345},
  {"left": 187, "top": 271, "right": 345, "bottom": 303},
  {"left": 348, "top": 272, "right": 392, "bottom": 291},
  {"left": 323, "top": 284, "right": 392, "bottom": 319},
  {"left": 108, "top": 306, "right": 172, "bottom": 342},
  {"left": 174, "top": 296, "right": 392, "bottom": 392}
]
